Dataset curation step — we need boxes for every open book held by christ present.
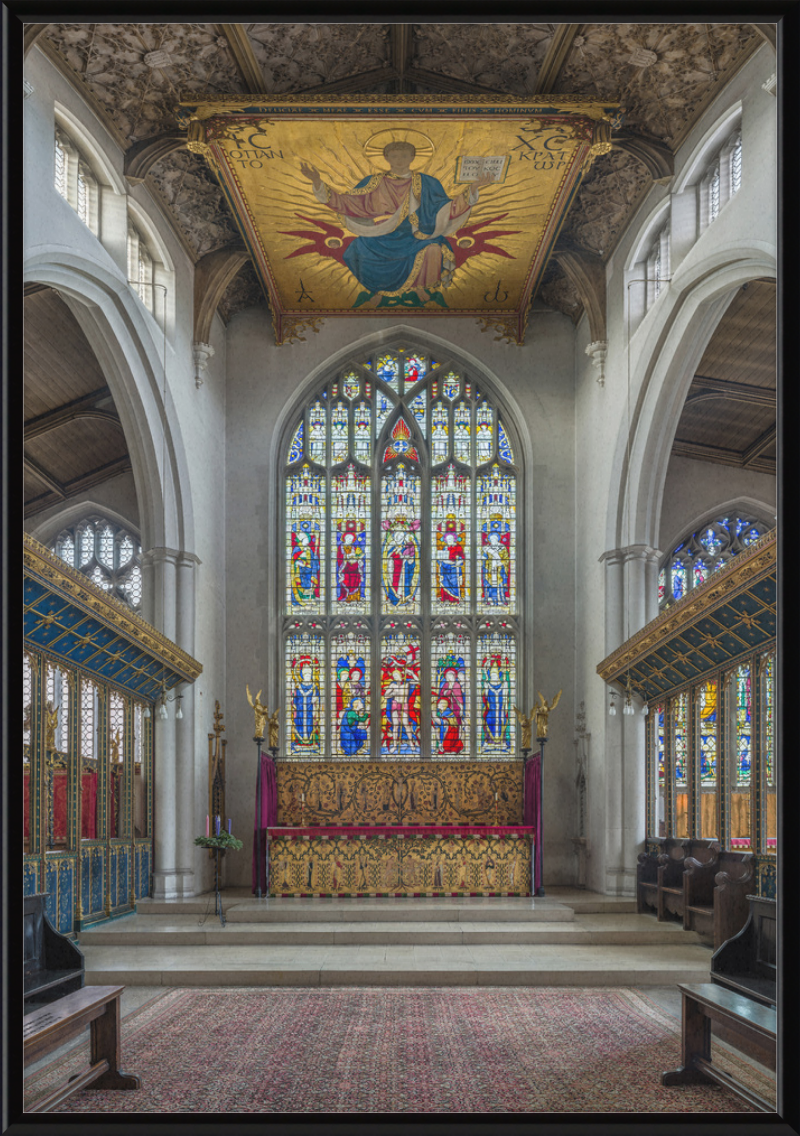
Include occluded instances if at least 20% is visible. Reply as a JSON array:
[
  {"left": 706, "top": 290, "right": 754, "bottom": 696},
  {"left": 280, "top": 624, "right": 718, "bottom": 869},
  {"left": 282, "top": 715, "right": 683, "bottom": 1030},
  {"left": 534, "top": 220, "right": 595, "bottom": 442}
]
[{"left": 456, "top": 155, "right": 510, "bottom": 183}]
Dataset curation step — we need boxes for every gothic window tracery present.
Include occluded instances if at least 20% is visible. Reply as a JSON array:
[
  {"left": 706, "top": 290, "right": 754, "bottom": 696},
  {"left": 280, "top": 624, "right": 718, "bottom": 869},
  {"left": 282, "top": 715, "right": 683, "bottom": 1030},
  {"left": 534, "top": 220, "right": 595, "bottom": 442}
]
[
  {"left": 283, "top": 346, "right": 519, "bottom": 760},
  {"left": 657, "top": 513, "right": 770, "bottom": 611},
  {"left": 51, "top": 516, "right": 143, "bottom": 612}
]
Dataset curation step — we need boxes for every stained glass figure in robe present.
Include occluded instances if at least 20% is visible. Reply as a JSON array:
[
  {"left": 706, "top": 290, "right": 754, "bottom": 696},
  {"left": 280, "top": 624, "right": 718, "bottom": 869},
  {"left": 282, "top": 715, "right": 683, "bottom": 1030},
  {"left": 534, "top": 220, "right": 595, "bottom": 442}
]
[
  {"left": 454, "top": 403, "right": 471, "bottom": 463},
  {"left": 380, "top": 629, "right": 421, "bottom": 756},
  {"left": 431, "top": 403, "right": 448, "bottom": 464},
  {"left": 478, "top": 466, "right": 514, "bottom": 612},
  {"left": 764, "top": 653, "right": 774, "bottom": 784},
  {"left": 381, "top": 463, "right": 421, "bottom": 612},
  {"left": 333, "top": 630, "right": 370, "bottom": 758},
  {"left": 377, "top": 354, "right": 400, "bottom": 391},
  {"left": 376, "top": 390, "right": 393, "bottom": 437},
  {"left": 735, "top": 664, "right": 751, "bottom": 783},
  {"left": 432, "top": 634, "right": 469, "bottom": 756},
  {"left": 331, "top": 402, "right": 348, "bottom": 464},
  {"left": 674, "top": 693, "right": 687, "bottom": 784},
  {"left": 287, "top": 643, "right": 323, "bottom": 755},
  {"left": 286, "top": 465, "right": 324, "bottom": 613},
  {"left": 432, "top": 465, "right": 469, "bottom": 611},
  {"left": 476, "top": 404, "right": 494, "bottom": 463},
  {"left": 308, "top": 401, "right": 327, "bottom": 463},
  {"left": 333, "top": 465, "right": 369, "bottom": 611},
  {"left": 354, "top": 402, "right": 371, "bottom": 463},
  {"left": 479, "top": 639, "right": 514, "bottom": 756},
  {"left": 699, "top": 680, "right": 717, "bottom": 782},
  {"left": 404, "top": 355, "right": 426, "bottom": 386}
]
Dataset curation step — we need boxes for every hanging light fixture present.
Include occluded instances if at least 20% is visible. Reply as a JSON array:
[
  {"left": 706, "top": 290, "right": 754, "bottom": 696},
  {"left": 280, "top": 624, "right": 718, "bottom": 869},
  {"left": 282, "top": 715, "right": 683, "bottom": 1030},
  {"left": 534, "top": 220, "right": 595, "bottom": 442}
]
[{"left": 608, "top": 690, "right": 618, "bottom": 716}]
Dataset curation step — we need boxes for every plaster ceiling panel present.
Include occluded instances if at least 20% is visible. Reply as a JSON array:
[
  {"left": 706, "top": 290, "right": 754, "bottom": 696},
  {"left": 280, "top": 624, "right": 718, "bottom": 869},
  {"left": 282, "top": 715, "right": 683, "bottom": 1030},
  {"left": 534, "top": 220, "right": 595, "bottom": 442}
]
[
  {"left": 676, "top": 401, "right": 774, "bottom": 451},
  {"left": 411, "top": 23, "right": 556, "bottom": 93},
  {"left": 43, "top": 24, "right": 247, "bottom": 144},
  {"left": 24, "top": 469, "right": 57, "bottom": 508},
  {"left": 147, "top": 150, "right": 242, "bottom": 258},
  {"left": 25, "top": 419, "right": 127, "bottom": 484},
  {"left": 559, "top": 149, "right": 650, "bottom": 257},
  {"left": 554, "top": 23, "right": 757, "bottom": 144},
  {"left": 538, "top": 261, "right": 584, "bottom": 323},
  {"left": 694, "top": 280, "right": 776, "bottom": 388},
  {"left": 218, "top": 261, "right": 267, "bottom": 324},
  {"left": 245, "top": 23, "right": 392, "bottom": 92},
  {"left": 24, "top": 290, "right": 107, "bottom": 419}
]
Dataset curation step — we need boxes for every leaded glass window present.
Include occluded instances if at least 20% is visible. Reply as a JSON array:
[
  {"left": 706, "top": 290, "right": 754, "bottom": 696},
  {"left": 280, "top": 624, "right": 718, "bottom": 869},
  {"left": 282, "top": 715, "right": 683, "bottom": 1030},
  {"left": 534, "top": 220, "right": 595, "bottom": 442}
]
[
  {"left": 282, "top": 346, "right": 519, "bottom": 760},
  {"left": 52, "top": 516, "right": 143, "bottom": 612},
  {"left": 658, "top": 514, "right": 771, "bottom": 611}
]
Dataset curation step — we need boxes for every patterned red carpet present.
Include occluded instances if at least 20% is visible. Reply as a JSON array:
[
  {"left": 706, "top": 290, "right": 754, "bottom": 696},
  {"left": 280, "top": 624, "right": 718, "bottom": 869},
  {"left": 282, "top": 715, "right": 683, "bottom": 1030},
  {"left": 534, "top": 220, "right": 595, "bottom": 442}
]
[{"left": 23, "top": 987, "right": 774, "bottom": 1114}]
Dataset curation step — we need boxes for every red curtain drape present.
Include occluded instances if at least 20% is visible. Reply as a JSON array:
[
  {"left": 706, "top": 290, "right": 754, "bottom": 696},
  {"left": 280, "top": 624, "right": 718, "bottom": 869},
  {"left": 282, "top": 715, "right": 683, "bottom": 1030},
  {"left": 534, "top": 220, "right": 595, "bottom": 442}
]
[
  {"left": 523, "top": 752, "right": 542, "bottom": 895},
  {"left": 252, "top": 752, "right": 278, "bottom": 894},
  {"left": 52, "top": 771, "right": 68, "bottom": 841},
  {"left": 82, "top": 770, "right": 97, "bottom": 839},
  {"left": 23, "top": 772, "right": 30, "bottom": 842}
]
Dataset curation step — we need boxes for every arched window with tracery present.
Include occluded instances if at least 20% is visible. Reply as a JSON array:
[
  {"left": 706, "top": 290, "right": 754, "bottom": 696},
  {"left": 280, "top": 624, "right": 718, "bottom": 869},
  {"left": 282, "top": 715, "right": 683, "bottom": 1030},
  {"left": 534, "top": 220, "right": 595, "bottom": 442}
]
[
  {"left": 658, "top": 513, "right": 771, "bottom": 611},
  {"left": 51, "top": 515, "right": 143, "bottom": 612},
  {"left": 282, "top": 345, "right": 520, "bottom": 761}
]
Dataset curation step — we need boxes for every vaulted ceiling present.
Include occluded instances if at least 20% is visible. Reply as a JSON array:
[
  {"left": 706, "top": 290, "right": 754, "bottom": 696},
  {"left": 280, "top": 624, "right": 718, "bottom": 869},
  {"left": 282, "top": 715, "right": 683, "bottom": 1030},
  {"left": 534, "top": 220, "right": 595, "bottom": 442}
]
[{"left": 23, "top": 21, "right": 776, "bottom": 515}]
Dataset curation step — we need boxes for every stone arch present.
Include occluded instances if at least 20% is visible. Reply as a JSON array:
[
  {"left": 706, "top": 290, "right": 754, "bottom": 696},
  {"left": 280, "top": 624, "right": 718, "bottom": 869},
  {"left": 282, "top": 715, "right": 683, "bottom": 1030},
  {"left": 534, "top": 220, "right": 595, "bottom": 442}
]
[
  {"left": 27, "top": 499, "right": 142, "bottom": 549},
  {"left": 606, "top": 245, "right": 777, "bottom": 559},
  {"left": 23, "top": 249, "right": 196, "bottom": 564}
]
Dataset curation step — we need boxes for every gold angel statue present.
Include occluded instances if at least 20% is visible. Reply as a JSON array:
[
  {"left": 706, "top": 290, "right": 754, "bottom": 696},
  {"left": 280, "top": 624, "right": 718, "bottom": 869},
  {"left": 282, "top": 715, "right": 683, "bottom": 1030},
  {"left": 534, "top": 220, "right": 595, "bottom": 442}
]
[
  {"left": 44, "top": 700, "right": 59, "bottom": 750},
  {"left": 246, "top": 685, "right": 270, "bottom": 739},
  {"left": 513, "top": 705, "right": 534, "bottom": 751},
  {"left": 533, "top": 689, "right": 562, "bottom": 739},
  {"left": 266, "top": 707, "right": 280, "bottom": 750}
]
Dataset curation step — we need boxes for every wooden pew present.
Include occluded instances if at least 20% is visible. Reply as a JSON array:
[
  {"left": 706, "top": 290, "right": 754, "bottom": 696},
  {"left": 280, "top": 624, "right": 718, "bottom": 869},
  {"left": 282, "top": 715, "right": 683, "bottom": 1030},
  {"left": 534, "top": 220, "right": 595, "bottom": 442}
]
[
  {"left": 661, "top": 982, "right": 776, "bottom": 1112},
  {"left": 24, "top": 892, "right": 84, "bottom": 1009},
  {"left": 712, "top": 895, "right": 776, "bottom": 1007},
  {"left": 657, "top": 839, "right": 720, "bottom": 923},
  {"left": 684, "top": 850, "right": 754, "bottom": 949},
  {"left": 24, "top": 985, "right": 141, "bottom": 1113},
  {"left": 636, "top": 847, "right": 660, "bottom": 915}
]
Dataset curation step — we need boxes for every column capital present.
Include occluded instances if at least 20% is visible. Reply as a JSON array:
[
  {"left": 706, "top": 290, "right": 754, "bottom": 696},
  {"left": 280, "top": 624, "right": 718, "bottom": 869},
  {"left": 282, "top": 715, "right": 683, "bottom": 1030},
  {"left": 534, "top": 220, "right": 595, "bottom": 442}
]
[
  {"left": 600, "top": 544, "right": 661, "bottom": 565},
  {"left": 142, "top": 546, "right": 181, "bottom": 568}
]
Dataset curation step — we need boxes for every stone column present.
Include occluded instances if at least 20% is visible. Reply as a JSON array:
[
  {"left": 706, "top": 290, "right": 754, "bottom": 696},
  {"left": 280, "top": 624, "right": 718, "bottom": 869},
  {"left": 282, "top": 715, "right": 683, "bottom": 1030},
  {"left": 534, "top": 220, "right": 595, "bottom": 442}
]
[
  {"left": 175, "top": 552, "right": 200, "bottom": 895},
  {"left": 142, "top": 547, "right": 181, "bottom": 899},
  {"left": 599, "top": 544, "right": 660, "bottom": 895}
]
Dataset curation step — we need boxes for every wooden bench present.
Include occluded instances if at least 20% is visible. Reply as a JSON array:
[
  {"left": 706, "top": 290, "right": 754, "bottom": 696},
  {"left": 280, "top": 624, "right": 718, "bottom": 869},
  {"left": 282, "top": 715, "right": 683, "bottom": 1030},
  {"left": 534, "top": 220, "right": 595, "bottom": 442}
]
[
  {"left": 24, "top": 892, "right": 84, "bottom": 1009},
  {"left": 661, "top": 982, "right": 776, "bottom": 1112},
  {"left": 24, "top": 985, "right": 141, "bottom": 1113},
  {"left": 712, "top": 894, "right": 776, "bottom": 1007},
  {"left": 684, "top": 850, "right": 754, "bottom": 949}
]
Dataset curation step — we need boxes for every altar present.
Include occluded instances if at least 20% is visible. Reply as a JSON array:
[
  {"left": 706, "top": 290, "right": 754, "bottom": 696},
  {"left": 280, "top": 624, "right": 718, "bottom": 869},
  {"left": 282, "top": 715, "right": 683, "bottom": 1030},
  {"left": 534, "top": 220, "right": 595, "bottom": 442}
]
[{"left": 266, "top": 824, "right": 534, "bottom": 897}]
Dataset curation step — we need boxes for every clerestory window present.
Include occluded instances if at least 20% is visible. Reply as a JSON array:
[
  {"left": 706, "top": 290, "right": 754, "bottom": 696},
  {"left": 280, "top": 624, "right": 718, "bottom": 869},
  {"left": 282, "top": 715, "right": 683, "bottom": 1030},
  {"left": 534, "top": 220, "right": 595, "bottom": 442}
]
[
  {"left": 54, "top": 127, "right": 99, "bottom": 235},
  {"left": 282, "top": 346, "right": 520, "bottom": 761},
  {"left": 51, "top": 515, "right": 143, "bottom": 612},
  {"left": 658, "top": 513, "right": 770, "bottom": 611}
]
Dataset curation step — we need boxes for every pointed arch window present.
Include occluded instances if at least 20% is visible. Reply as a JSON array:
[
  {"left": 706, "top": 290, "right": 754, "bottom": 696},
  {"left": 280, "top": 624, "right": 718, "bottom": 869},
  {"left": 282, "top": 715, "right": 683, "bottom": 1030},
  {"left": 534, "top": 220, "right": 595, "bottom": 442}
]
[
  {"left": 282, "top": 346, "right": 520, "bottom": 761},
  {"left": 657, "top": 514, "right": 771, "bottom": 611}
]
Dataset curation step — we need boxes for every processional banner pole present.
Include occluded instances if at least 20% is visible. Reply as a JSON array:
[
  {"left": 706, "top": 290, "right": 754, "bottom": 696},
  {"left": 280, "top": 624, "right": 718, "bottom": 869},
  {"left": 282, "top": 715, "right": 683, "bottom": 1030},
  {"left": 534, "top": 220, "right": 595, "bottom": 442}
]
[{"left": 254, "top": 733, "right": 264, "bottom": 899}]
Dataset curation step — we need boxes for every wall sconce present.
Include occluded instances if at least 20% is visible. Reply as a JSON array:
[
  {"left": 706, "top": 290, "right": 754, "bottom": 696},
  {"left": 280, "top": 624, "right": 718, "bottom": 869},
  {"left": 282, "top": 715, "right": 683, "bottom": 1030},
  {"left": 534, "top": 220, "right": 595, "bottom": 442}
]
[{"left": 144, "top": 681, "right": 183, "bottom": 720}]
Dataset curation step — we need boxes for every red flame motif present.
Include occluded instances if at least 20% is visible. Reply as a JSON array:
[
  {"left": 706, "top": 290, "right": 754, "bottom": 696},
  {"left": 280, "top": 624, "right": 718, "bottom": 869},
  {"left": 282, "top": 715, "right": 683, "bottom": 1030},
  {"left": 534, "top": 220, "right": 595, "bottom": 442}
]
[{"left": 281, "top": 212, "right": 521, "bottom": 272}]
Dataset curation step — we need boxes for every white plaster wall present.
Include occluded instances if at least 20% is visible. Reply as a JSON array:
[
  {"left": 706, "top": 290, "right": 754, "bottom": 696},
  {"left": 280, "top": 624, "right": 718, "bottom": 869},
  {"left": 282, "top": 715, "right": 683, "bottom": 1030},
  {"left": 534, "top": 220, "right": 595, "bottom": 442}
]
[
  {"left": 658, "top": 455, "right": 776, "bottom": 554},
  {"left": 223, "top": 310, "right": 578, "bottom": 888},
  {"left": 24, "top": 472, "right": 142, "bottom": 542}
]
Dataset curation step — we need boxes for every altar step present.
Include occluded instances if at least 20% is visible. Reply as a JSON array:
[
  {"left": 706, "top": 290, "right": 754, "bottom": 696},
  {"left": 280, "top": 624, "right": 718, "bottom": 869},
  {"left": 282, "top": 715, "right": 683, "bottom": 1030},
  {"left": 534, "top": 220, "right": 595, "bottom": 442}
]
[
  {"left": 77, "top": 892, "right": 713, "bottom": 988},
  {"left": 78, "top": 914, "right": 705, "bottom": 947}
]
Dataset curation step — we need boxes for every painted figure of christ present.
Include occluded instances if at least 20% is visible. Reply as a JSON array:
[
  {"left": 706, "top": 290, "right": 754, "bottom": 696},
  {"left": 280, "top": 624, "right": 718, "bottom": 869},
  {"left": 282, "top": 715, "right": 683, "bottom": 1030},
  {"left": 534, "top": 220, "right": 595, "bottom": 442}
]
[{"left": 300, "top": 141, "right": 496, "bottom": 306}]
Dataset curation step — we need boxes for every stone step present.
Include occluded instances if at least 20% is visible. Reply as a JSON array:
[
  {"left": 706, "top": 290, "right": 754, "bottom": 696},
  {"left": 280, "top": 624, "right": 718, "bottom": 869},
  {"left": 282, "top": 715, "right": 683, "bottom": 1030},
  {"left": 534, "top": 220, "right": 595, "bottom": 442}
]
[
  {"left": 134, "top": 896, "right": 578, "bottom": 923},
  {"left": 78, "top": 914, "right": 706, "bottom": 948},
  {"left": 81, "top": 941, "right": 713, "bottom": 988}
]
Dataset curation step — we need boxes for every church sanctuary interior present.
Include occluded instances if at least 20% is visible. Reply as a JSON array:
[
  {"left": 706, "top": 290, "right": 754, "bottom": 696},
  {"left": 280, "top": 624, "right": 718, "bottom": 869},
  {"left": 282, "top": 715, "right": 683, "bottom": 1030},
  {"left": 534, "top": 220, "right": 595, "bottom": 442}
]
[{"left": 15, "top": 15, "right": 789, "bottom": 1122}]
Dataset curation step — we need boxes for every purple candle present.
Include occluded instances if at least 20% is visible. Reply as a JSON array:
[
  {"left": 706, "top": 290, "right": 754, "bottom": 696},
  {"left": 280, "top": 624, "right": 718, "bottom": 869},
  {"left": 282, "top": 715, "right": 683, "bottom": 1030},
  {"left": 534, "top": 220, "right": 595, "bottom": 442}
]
[
  {"left": 228, "top": 818, "right": 232, "bottom": 833},
  {"left": 215, "top": 815, "right": 220, "bottom": 835}
]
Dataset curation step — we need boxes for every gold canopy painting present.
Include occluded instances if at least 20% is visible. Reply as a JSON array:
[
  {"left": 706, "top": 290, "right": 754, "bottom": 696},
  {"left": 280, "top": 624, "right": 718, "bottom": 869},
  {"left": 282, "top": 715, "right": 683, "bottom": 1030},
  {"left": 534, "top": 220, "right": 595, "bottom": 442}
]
[{"left": 178, "top": 96, "right": 620, "bottom": 343}]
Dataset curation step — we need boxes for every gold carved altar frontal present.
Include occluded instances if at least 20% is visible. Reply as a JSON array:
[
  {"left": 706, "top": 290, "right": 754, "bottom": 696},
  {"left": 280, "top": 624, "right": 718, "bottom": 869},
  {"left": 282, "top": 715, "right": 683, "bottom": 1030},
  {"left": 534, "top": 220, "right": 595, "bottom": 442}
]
[
  {"left": 276, "top": 761, "right": 523, "bottom": 826},
  {"left": 268, "top": 831, "right": 532, "bottom": 897}
]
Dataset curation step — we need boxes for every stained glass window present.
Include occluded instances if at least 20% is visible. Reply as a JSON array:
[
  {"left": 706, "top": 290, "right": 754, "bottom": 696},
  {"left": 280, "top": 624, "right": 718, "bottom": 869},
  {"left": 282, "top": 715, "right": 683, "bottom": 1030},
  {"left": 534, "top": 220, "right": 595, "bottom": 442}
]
[
  {"left": 656, "top": 707, "right": 665, "bottom": 785},
  {"left": 763, "top": 654, "right": 774, "bottom": 785},
  {"left": 23, "top": 654, "right": 32, "bottom": 750},
  {"left": 734, "top": 664, "right": 751, "bottom": 785},
  {"left": 52, "top": 516, "right": 143, "bottom": 613},
  {"left": 80, "top": 676, "right": 96, "bottom": 762},
  {"left": 698, "top": 680, "right": 717, "bottom": 783},
  {"left": 674, "top": 692, "right": 687, "bottom": 786},
  {"left": 658, "top": 514, "right": 771, "bottom": 611},
  {"left": 283, "top": 345, "right": 519, "bottom": 760}
]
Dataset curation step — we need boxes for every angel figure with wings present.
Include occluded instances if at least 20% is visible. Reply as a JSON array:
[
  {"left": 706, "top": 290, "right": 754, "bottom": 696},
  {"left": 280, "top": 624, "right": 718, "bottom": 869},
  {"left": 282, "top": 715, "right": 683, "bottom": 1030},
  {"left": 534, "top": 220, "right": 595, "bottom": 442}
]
[
  {"left": 246, "top": 685, "right": 270, "bottom": 740},
  {"left": 533, "top": 690, "right": 562, "bottom": 739}
]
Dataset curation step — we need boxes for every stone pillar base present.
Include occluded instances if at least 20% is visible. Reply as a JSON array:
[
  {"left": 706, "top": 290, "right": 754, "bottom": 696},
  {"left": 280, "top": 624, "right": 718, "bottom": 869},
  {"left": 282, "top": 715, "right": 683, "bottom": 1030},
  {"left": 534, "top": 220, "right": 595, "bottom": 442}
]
[
  {"left": 604, "top": 866, "right": 636, "bottom": 897},
  {"left": 151, "top": 869, "right": 196, "bottom": 900},
  {"left": 572, "top": 837, "right": 589, "bottom": 888}
]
